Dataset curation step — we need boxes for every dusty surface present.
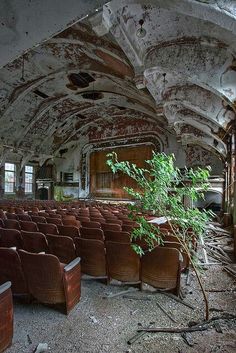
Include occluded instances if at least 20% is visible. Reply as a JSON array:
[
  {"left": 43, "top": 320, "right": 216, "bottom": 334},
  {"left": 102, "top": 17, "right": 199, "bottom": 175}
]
[{"left": 6, "top": 231, "right": 236, "bottom": 353}]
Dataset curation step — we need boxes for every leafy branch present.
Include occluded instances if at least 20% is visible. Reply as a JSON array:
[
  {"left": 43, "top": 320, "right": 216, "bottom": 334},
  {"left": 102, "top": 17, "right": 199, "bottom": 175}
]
[{"left": 106, "top": 151, "right": 214, "bottom": 320}]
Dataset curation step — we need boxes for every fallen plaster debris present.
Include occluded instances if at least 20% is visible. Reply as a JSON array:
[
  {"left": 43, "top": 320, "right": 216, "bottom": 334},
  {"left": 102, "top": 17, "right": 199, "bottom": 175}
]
[{"left": 34, "top": 343, "right": 48, "bottom": 353}]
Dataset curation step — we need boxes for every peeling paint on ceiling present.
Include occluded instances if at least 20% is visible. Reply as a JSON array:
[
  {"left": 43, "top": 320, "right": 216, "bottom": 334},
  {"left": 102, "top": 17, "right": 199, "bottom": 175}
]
[{"left": 0, "top": 0, "right": 235, "bottom": 165}]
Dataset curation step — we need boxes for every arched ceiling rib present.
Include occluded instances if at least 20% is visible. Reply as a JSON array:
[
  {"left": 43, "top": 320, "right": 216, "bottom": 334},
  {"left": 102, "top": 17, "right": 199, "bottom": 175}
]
[{"left": 98, "top": 0, "right": 236, "bottom": 156}]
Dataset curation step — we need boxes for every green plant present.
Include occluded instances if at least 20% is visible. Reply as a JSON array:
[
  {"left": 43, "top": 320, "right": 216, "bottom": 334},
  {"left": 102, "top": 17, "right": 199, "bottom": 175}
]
[
  {"left": 107, "top": 151, "right": 214, "bottom": 320},
  {"left": 54, "top": 186, "right": 75, "bottom": 202}
]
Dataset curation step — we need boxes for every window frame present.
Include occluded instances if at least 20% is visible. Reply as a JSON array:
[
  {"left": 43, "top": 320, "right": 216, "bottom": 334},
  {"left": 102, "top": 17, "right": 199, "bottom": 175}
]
[
  {"left": 24, "top": 165, "right": 34, "bottom": 194},
  {"left": 4, "top": 163, "right": 16, "bottom": 194}
]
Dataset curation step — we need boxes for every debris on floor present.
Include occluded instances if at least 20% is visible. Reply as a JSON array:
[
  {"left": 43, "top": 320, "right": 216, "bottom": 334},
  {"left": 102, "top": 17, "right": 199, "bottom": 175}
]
[{"left": 7, "top": 222, "right": 236, "bottom": 353}]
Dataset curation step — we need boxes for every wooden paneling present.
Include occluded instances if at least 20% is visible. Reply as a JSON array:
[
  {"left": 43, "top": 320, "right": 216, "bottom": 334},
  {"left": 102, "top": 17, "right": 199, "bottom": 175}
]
[{"left": 90, "top": 145, "right": 153, "bottom": 198}]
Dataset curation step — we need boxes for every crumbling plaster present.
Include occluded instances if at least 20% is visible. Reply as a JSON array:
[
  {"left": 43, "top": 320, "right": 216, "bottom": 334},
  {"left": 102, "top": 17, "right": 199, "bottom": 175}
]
[
  {"left": 0, "top": 0, "right": 235, "bottom": 190},
  {"left": 0, "top": 0, "right": 108, "bottom": 68}
]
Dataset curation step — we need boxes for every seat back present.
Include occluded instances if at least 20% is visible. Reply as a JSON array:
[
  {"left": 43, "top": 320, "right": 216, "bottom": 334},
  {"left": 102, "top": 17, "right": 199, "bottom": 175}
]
[
  {"left": 0, "top": 248, "right": 28, "bottom": 294},
  {"left": 101, "top": 223, "right": 122, "bottom": 232},
  {"left": 5, "top": 213, "right": 18, "bottom": 220},
  {"left": 15, "top": 208, "right": 24, "bottom": 214},
  {"left": 81, "top": 221, "right": 101, "bottom": 229},
  {"left": 62, "top": 219, "right": 81, "bottom": 228},
  {"left": 17, "top": 214, "right": 32, "bottom": 221},
  {"left": 105, "top": 219, "right": 122, "bottom": 226},
  {"left": 47, "top": 213, "right": 61, "bottom": 219},
  {"left": 63, "top": 215, "right": 76, "bottom": 221},
  {"left": 21, "top": 231, "right": 48, "bottom": 253},
  {"left": 0, "top": 282, "right": 13, "bottom": 353},
  {"left": 38, "top": 222, "right": 58, "bottom": 235},
  {"left": 31, "top": 207, "right": 39, "bottom": 213},
  {"left": 57, "top": 225, "right": 80, "bottom": 239},
  {"left": 75, "top": 238, "right": 106, "bottom": 277},
  {"left": 104, "top": 230, "right": 130, "bottom": 243},
  {"left": 141, "top": 246, "right": 181, "bottom": 295},
  {"left": 80, "top": 227, "right": 104, "bottom": 240},
  {"left": 46, "top": 234, "right": 76, "bottom": 264},
  {"left": 89, "top": 217, "right": 106, "bottom": 224},
  {"left": 18, "top": 250, "right": 65, "bottom": 304},
  {"left": 106, "top": 242, "right": 140, "bottom": 283},
  {"left": 4, "top": 219, "right": 21, "bottom": 230},
  {"left": 122, "top": 225, "right": 135, "bottom": 233},
  {"left": 31, "top": 216, "right": 47, "bottom": 224},
  {"left": 46, "top": 217, "right": 63, "bottom": 226},
  {"left": 38, "top": 212, "right": 49, "bottom": 218},
  {"left": 76, "top": 216, "right": 90, "bottom": 222},
  {"left": 19, "top": 221, "right": 38, "bottom": 232},
  {"left": 0, "top": 228, "right": 23, "bottom": 248},
  {"left": 163, "top": 241, "right": 188, "bottom": 270}
]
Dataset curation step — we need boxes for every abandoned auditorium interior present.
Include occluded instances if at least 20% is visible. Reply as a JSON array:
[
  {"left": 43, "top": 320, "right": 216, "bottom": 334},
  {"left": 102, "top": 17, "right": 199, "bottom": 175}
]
[{"left": 0, "top": 1, "right": 236, "bottom": 353}]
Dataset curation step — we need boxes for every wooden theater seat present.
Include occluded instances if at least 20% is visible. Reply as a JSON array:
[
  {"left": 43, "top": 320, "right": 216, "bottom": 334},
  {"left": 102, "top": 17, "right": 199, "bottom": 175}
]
[
  {"left": 104, "top": 230, "right": 130, "bottom": 243},
  {"left": 31, "top": 216, "right": 47, "bottom": 224},
  {"left": 76, "top": 216, "right": 90, "bottom": 222},
  {"left": 18, "top": 250, "right": 81, "bottom": 314},
  {"left": 101, "top": 223, "right": 122, "bottom": 232},
  {"left": 0, "top": 228, "right": 23, "bottom": 249},
  {"left": 47, "top": 213, "right": 62, "bottom": 219},
  {"left": 57, "top": 225, "right": 80, "bottom": 239},
  {"left": 46, "top": 217, "right": 63, "bottom": 226},
  {"left": 37, "top": 222, "right": 59, "bottom": 235},
  {"left": 141, "top": 246, "right": 182, "bottom": 295},
  {"left": 0, "top": 248, "right": 28, "bottom": 295},
  {"left": 19, "top": 221, "right": 38, "bottom": 232},
  {"left": 46, "top": 234, "right": 76, "bottom": 264},
  {"left": 62, "top": 215, "right": 76, "bottom": 221},
  {"left": 106, "top": 242, "right": 140, "bottom": 284},
  {"left": 89, "top": 217, "right": 106, "bottom": 224},
  {"left": 80, "top": 227, "right": 104, "bottom": 241},
  {"left": 4, "top": 219, "right": 21, "bottom": 230},
  {"left": 0, "top": 282, "right": 13, "bottom": 353},
  {"left": 17, "top": 214, "right": 32, "bottom": 221},
  {"left": 5, "top": 213, "right": 18, "bottom": 220},
  {"left": 75, "top": 238, "right": 107, "bottom": 278},
  {"left": 81, "top": 221, "right": 101, "bottom": 229},
  {"left": 62, "top": 219, "right": 81, "bottom": 228},
  {"left": 163, "top": 241, "right": 189, "bottom": 271},
  {"left": 105, "top": 219, "right": 123, "bottom": 226},
  {"left": 21, "top": 231, "right": 49, "bottom": 253}
]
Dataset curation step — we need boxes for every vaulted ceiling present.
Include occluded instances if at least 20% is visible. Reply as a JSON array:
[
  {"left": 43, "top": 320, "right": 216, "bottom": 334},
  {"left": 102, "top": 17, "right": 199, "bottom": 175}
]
[{"left": 0, "top": 0, "right": 235, "bottom": 166}]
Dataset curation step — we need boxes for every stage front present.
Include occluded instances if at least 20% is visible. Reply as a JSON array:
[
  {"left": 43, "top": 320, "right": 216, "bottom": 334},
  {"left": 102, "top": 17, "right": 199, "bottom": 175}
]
[{"left": 90, "top": 145, "right": 153, "bottom": 199}]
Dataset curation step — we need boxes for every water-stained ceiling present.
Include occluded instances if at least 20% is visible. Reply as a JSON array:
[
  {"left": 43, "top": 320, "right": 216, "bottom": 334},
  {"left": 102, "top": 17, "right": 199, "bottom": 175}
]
[{"left": 0, "top": 0, "right": 235, "bottom": 166}]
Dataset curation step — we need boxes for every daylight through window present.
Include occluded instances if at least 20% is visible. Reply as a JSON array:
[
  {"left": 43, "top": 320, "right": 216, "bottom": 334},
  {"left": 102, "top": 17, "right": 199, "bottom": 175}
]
[
  {"left": 4, "top": 163, "right": 16, "bottom": 193},
  {"left": 25, "top": 165, "right": 34, "bottom": 193}
]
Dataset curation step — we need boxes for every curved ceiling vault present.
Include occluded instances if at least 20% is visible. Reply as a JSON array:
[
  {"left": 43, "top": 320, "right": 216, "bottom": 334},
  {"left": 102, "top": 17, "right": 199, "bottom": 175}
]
[{"left": 0, "top": 0, "right": 235, "bottom": 166}]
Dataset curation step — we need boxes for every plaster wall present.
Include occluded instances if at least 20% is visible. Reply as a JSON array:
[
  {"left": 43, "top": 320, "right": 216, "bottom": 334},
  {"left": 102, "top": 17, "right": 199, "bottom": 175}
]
[{"left": 54, "top": 133, "right": 224, "bottom": 198}]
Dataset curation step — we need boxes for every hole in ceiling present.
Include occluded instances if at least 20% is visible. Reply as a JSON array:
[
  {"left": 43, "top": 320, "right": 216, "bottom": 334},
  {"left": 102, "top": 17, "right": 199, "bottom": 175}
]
[
  {"left": 59, "top": 148, "right": 68, "bottom": 156},
  {"left": 226, "top": 105, "right": 234, "bottom": 112},
  {"left": 77, "top": 113, "right": 87, "bottom": 120},
  {"left": 115, "top": 105, "right": 126, "bottom": 110},
  {"left": 68, "top": 72, "right": 95, "bottom": 88},
  {"left": 33, "top": 89, "right": 49, "bottom": 99},
  {"left": 82, "top": 91, "right": 103, "bottom": 100}
]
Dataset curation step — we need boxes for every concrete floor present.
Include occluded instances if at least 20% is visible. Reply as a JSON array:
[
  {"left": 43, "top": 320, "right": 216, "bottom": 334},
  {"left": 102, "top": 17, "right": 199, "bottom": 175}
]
[{"left": 6, "top": 262, "right": 236, "bottom": 353}]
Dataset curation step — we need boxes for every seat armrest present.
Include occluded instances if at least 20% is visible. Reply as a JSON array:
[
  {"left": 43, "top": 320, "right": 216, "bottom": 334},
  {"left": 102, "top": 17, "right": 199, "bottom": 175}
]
[
  {"left": 64, "top": 257, "right": 81, "bottom": 272},
  {"left": 0, "top": 281, "right": 11, "bottom": 294}
]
